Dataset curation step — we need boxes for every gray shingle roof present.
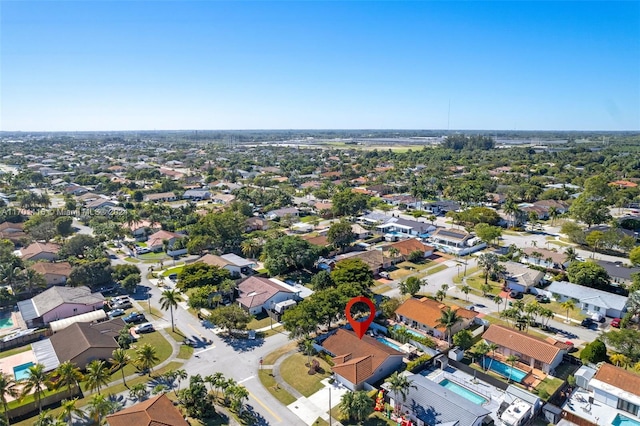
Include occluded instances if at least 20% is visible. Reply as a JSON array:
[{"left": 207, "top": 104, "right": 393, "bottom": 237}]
[
  {"left": 393, "top": 374, "right": 490, "bottom": 426},
  {"left": 18, "top": 286, "right": 105, "bottom": 321}
]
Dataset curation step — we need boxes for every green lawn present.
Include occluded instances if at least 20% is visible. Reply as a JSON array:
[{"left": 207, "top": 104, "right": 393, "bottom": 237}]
[
  {"left": 280, "top": 353, "right": 332, "bottom": 397},
  {"left": 124, "top": 257, "right": 140, "bottom": 263},
  {"left": 164, "top": 327, "right": 194, "bottom": 359},
  {"left": 372, "top": 285, "right": 392, "bottom": 294},
  {"left": 109, "top": 330, "right": 173, "bottom": 381},
  {"left": 420, "top": 264, "right": 448, "bottom": 276},
  {"left": 0, "top": 344, "right": 31, "bottom": 359},
  {"left": 258, "top": 369, "right": 297, "bottom": 405},
  {"left": 162, "top": 265, "right": 185, "bottom": 276},
  {"left": 262, "top": 341, "right": 297, "bottom": 365},
  {"left": 300, "top": 215, "right": 320, "bottom": 223},
  {"left": 396, "top": 260, "right": 432, "bottom": 272},
  {"left": 138, "top": 252, "right": 170, "bottom": 261},
  {"left": 330, "top": 407, "right": 396, "bottom": 426},
  {"left": 247, "top": 314, "right": 274, "bottom": 330}
]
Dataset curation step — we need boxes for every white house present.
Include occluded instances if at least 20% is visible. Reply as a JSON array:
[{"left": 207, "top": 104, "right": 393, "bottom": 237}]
[
  {"left": 428, "top": 228, "right": 486, "bottom": 256},
  {"left": 502, "top": 261, "right": 544, "bottom": 293},
  {"left": 545, "top": 281, "right": 628, "bottom": 319},
  {"left": 236, "top": 277, "right": 296, "bottom": 315},
  {"left": 520, "top": 247, "right": 569, "bottom": 270}
]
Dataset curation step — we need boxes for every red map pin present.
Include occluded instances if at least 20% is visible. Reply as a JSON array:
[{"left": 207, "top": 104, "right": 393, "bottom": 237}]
[{"left": 345, "top": 295, "right": 376, "bottom": 339}]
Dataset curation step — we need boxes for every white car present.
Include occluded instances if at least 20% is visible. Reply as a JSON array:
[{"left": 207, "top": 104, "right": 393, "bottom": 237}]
[{"left": 134, "top": 323, "right": 154, "bottom": 333}]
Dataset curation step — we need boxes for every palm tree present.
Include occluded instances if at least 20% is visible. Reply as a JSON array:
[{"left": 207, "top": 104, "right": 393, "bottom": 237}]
[
  {"left": 474, "top": 342, "right": 490, "bottom": 370},
  {"left": 174, "top": 369, "right": 188, "bottom": 398},
  {"left": 436, "top": 308, "right": 462, "bottom": 346},
  {"left": 386, "top": 371, "right": 416, "bottom": 416},
  {"left": 230, "top": 385, "right": 249, "bottom": 414},
  {"left": 22, "top": 268, "right": 47, "bottom": 295},
  {"left": 548, "top": 206, "right": 559, "bottom": 225},
  {"left": 0, "top": 372, "right": 19, "bottom": 425},
  {"left": 493, "top": 295, "right": 503, "bottom": 313},
  {"left": 0, "top": 264, "right": 24, "bottom": 289},
  {"left": 625, "top": 291, "right": 640, "bottom": 321},
  {"left": 110, "top": 349, "right": 131, "bottom": 387},
  {"left": 51, "top": 361, "right": 83, "bottom": 399},
  {"left": 461, "top": 284, "right": 471, "bottom": 301},
  {"left": 560, "top": 299, "right": 576, "bottom": 323},
  {"left": 58, "top": 398, "right": 84, "bottom": 426},
  {"left": 84, "top": 360, "right": 110, "bottom": 395},
  {"left": 222, "top": 378, "right": 237, "bottom": 405},
  {"left": 33, "top": 409, "right": 65, "bottom": 426},
  {"left": 435, "top": 289, "right": 446, "bottom": 302},
  {"left": 503, "top": 199, "right": 520, "bottom": 228},
  {"left": 135, "top": 344, "right": 159, "bottom": 376},
  {"left": 487, "top": 343, "right": 499, "bottom": 372},
  {"left": 128, "top": 383, "right": 148, "bottom": 402},
  {"left": 481, "top": 283, "right": 493, "bottom": 297},
  {"left": 209, "top": 372, "right": 224, "bottom": 400},
  {"left": 611, "top": 353, "right": 631, "bottom": 369},
  {"left": 159, "top": 289, "right": 183, "bottom": 332},
  {"left": 351, "top": 390, "right": 374, "bottom": 422},
  {"left": 540, "top": 307, "right": 555, "bottom": 330},
  {"left": 241, "top": 239, "right": 261, "bottom": 259},
  {"left": 388, "top": 247, "right": 400, "bottom": 263},
  {"left": 506, "top": 355, "right": 519, "bottom": 383},
  {"left": 86, "top": 393, "right": 116, "bottom": 425},
  {"left": 477, "top": 253, "right": 498, "bottom": 285},
  {"left": 339, "top": 391, "right": 355, "bottom": 421},
  {"left": 21, "top": 363, "right": 49, "bottom": 414}
]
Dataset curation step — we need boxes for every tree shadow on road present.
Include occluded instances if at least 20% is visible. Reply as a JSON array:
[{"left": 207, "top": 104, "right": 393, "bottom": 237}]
[{"left": 219, "top": 334, "right": 265, "bottom": 352}]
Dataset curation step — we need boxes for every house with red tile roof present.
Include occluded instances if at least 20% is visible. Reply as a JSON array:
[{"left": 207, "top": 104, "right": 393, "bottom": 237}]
[
  {"left": 30, "top": 262, "right": 72, "bottom": 286},
  {"left": 395, "top": 297, "right": 477, "bottom": 340},
  {"left": 106, "top": 394, "right": 188, "bottom": 426},
  {"left": 321, "top": 329, "right": 404, "bottom": 391},
  {"left": 146, "top": 230, "right": 186, "bottom": 252},
  {"left": 20, "top": 242, "right": 61, "bottom": 262},
  {"left": 590, "top": 363, "right": 640, "bottom": 418},
  {"left": 482, "top": 324, "right": 566, "bottom": 374},
  {"left": 384, "top": 238, "right": 434, "bottom": 260}
]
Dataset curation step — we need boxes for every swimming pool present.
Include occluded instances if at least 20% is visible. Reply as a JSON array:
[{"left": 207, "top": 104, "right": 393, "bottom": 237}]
[
  {"left": 393, "top": 325, "right": 425, "bottom": 339},
  {"left": 613, "top": 414, "right": 640, "bottom": 426},
  {"left": 439, "top": 379, "right": 488, "bottom": 405},
  {"left": 481, "top": 356, "right": 527, "bottom": 383},
  {"left": 13, "top": 362, "right": 34, "bottom": 381},
  {"left": 0, "top": 312, "right": 14, "bottom": 329},
  {"left": 376, "top": 337, "right": 403, "bottom": 352}
]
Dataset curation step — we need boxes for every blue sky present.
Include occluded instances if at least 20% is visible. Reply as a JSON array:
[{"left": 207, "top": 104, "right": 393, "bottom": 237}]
[{"left": 1, "top": 1, "right": 639, "bottom": 131}]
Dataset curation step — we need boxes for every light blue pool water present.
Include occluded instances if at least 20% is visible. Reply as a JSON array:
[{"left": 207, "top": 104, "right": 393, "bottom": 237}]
[
  {"left": 393, "top": 325, "right": 425, "bottom": 339},
  {"left": 13, "top": 362, "right": 34, "bottom": 381},
  {"left": 376, "top": 337, "right": 403, "bottom": 351},
  {"left": 613, "top": 414, "right": 640, "bottom": 426},
  {"left": 481, "top": 356, "right": 528, "bottom": 383},
  {"left": 0, "top": 313, "right": 14, "bottom": 329},
  {"left": 439, "top": 379, "right": 488, "bottom": 405}
]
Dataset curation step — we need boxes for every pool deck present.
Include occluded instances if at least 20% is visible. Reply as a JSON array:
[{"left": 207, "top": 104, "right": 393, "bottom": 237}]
[
  {"left": 563, "top": 387, "right": 624, "bottom": 426},
  {"left": 0, "top": 312, "right": 23, "bottom": 337},
  {"left": 0, "top": 350, "right": 37, "bottom": 401}
]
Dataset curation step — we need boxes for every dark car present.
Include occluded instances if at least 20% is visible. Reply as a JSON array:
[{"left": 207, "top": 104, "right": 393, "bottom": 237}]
[
  {"left": 509, "top": 291, "right": 523, "bottom": 299},
  {"left": 535, "top": 294, "right": 550, "bottom": 303},
  {"left": 123, "top": 312, "right": 146, "bottom": 324},
  {"left": 168, "top": 273, "right": 178, "bottom": 281},
  {"left": 581, "top": 318, "right": 595, "bottom": 328}
]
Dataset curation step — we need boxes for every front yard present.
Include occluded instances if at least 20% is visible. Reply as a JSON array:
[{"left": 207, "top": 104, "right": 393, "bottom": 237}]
[{"left": 280, "top": 353, "right": 332, "bottom": 397}]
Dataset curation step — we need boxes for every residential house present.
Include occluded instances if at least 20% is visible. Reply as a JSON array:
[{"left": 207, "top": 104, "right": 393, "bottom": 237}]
[
  {"left": 394, "top": 297, "right": 477, "bottom": 340},
  {"left": 519, "top": 204, "right": 549, "bottom": 220},
  {"left": 423, "top": 200, "right": 461, "bottom": 215},
  {"left": 158, "top": 168, "right": 184, "bottom": 180},
  {"left": 384, "top": 238, "right": 434, "bottom": 261},
  {"left": 236, "top": 276, "right": 297, "bottom": 315},
  {"left": 20, "top": 242, "right": 61, "bottom": 262},
  {"left": 146, "top": 230, "right": 186, "bottom": 252},
  {"left": 143, "top": 192, "right": 176, "bottom": 202},
  {"left": 182, "top": 189, "right": 211, "bottom": 200},
  {"left": 85, "top": 198, "right": 116, "bottom": 211},
  {"left": 207, "top": 193, "right": 235, "bottom": 206},
  {"left": 532, "top": 199, "right": 569, "bottom": 215},
  {"left": 381, "top": 194, "right": 420, "bottom": 208},
  {"left": 199, "top": 253, "right": 256, "bottom": 277},
  {"left": 334, "top": 250, "right": 391, "bottom": 275},
  {"left": 106, "top": 394, "right": 189, "bottom": 426},
  {"left": 126, "top": 220, "right": 160, "bottom": 238},
  {"left": 320, "top": 329, "right": 404, "bottom": 391},
  {"left": 17, "top": 285, "right": 105, "bottom": 328},
  {"left": 545, "top": 281, "right": 628, "bottom": 319},
  {"left": 428, "top": 228, "right": 486, "bottom": 256},
  {"left": 46, "top": 319, "right": 123, "bottom": 370},
  {"left": 0, "top": 221, "right": 26, "bottom": 245},
  {"left": 502, "top": 261, "right": 544, "bottom": 293},
  {"left": 595, "top": 260, "right": 640, "bottom": 286},
  {"left": 245, "top": 217, "right": 268, "bottom": 232},
  {"left": 590, "top": 363, "right": 640, "bottom": 419},
  {"left": 520, "top": 247, "right": 569, "bottom": 270},
  {"left": 482, "top": 324, "right": 566, "bottom": 374},
  {"left": 350, "top": 223, "right": 371, "bottom": 240},
  {"left": 384, "top": 373, "right": 490, "bottom": 426},
  {"left": 376, "top": 217, "right": 435, "bottom": 240},
  {"left": 64, "top": 184, "right": 89, "bottom": 196},
  {"left": 29, "top": 262, "right": 72, "bottom": 287},
  {"left": 265, "top": 207, "right": 299, "bottom": 220},
  {"left": 313, "top": 201, "right": 333, "bottom": 216}
]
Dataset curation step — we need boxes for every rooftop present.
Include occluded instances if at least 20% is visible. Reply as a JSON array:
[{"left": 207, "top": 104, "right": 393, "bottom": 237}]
[
  {"left": 106, "top": 393, "right": 188, "bottom": 426},
  {"left": 482, "top": 324, "right": 563, "bottom": 365}
]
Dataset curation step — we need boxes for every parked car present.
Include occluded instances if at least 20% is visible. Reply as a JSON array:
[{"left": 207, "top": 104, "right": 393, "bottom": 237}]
[
  {"left": 535, "top": 294, "right": 550, "bottom": 303},
  {"left": 123, "top": 312, "right": 146, "bottom": 324},
  {"left": 97, "top": 284, "right": 118, "bottom": 295},
  {"left": 509, "top": 291, "right": 523, "bottom": 299},
  {"left": 168, "top": 273, "right": 178, "bottom": 281},
  {"left": 591, "top": 312, "right": 606, "bottom": 323},
  {"left": 107, "top": 308, "right": 125, "bottom": 318},
  {"left": 134, "top": 323, "right": 154, "bottom": 333},
  {"left": 611, "top": 318, "right": 621, "bottom": 328},
  {"left": 111, "top": 300, "right": 132, "bottom": 310},
  {"left": 581, "top": 318, "right": 595, "bottom": 328}
]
